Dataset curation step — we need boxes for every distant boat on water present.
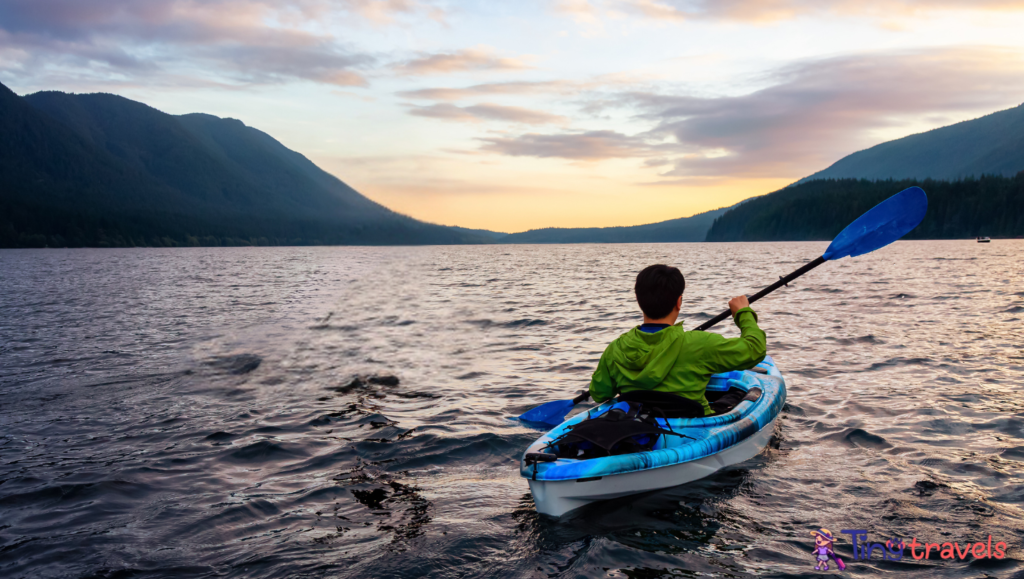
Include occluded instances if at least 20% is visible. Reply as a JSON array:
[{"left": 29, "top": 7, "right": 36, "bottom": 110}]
[{"left": 977, "top": 236, "right": 992, "bottom": 243}]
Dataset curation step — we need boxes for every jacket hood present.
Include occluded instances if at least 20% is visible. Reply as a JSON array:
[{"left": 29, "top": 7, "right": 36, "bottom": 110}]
[{"left": 608, "top": 325, "right": 685, "bottom": 389}]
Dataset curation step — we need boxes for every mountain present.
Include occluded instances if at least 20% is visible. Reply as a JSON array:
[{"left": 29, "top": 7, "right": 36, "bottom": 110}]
[
  {"left": 705, "top": 175, "right": 1024, "bottom": 241},
  {"left": 704, "top": 102, "right": 1024, "bottom": 242},
  {"left": 800, "top": 103, "right": 1024, "bottom": 183},
  {"left": 448, "top": 226, "right": 509, "bottom": 240},
  {"left": 0, "top": 82, "right": 490, "bottom": 247},
  {"left": 498, "top": 206, "right": 731, "bottom": 244}
]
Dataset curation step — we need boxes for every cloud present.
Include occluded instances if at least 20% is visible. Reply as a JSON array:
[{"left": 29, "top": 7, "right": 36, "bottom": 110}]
[
  {"left": 555, "top": 0, "right": 602, "bottom": 22},
  {"left": 0, "top": 0, "right": 438, "bottom": 87},
  {"left": 626, "top": 0, "right": 688, "bottom": 21},
  {"left": 395, "top": 47, "right": 534, "bottom": 76},
  {"left": 478, "top": 130, "right": 659, "bottom": 160},
  {"left": 627, "top": 47, "right": 1024, "bottom": 178},
  {"left": 395, "top": 72, "right": 658, "bottom": 103},
  {"left": 574, "top": 0, "right": 1024, "bottom": 23},
  {"left": 408, "top": 103, "right": 568, "bottom": 124},
  {"left": 346, "top": 0, "right": 445, "bottom": 24},
  {"left": 397, "top": 81, "right": 569, "bottom": 101},
  {"left": 643, "top": 157, "right": 672, "bottom": 167}
]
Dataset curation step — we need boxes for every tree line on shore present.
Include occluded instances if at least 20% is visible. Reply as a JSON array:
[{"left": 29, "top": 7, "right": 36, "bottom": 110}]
[{"left": 706, "top": 174, "right": 1024, "bottom": 242}]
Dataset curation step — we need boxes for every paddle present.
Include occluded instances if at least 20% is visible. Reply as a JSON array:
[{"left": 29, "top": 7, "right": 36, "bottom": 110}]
[
  {"left": 695, "top": 185, "right": 928, "bottom": 331},
  {"left": 518, "top": 390, "right": 592, "bottom": 425},
  {"left": 517, "top": 186, "right": 928, "bottom": 427}
]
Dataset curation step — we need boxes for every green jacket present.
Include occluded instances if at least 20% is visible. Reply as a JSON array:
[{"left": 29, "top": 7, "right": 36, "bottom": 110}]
[{"left": 589, "top": 307, "right": 767, "bottom": 415}]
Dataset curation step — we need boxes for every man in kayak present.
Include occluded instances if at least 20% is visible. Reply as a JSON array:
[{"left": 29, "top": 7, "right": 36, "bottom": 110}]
[{"left": 588, "top": 264, "right": 766, "bottom": 416}]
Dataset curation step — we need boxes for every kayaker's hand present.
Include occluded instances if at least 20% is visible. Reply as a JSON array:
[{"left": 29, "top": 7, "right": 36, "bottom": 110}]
[{"left": 728, "top": 295, "right": 749, "bottom": 316}]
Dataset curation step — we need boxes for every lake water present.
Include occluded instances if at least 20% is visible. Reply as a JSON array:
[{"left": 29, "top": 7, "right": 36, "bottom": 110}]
[{"left": 1, "top": 241, "right": 1022, "bottom": 578}]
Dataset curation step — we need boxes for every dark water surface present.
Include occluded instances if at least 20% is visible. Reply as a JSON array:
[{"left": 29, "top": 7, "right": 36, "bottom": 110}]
[{"left": 2, "top": 242, "right": 1023, "bottom": 578}]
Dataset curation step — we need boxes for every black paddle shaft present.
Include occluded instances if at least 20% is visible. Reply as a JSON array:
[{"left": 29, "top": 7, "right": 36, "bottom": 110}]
[{"left": 695, "top": 255, "right": 827, "bottom": 331}]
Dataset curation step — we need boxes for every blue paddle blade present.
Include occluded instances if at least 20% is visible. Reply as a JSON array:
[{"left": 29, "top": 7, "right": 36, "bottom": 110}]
[
  {"left": 822, "top": 186, "right": 927, "bottom": 261},
  {"left": 518, "top": 399, "right": 574, "bottom": 427}
]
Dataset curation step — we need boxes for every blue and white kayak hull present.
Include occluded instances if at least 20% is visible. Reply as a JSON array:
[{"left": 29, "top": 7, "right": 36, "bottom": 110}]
[
  {"left": 527, "top": 414, "right": 779, "bottom": 517},
  {"left": 521, "top": 356, "right": 786, "bottom": 517}
]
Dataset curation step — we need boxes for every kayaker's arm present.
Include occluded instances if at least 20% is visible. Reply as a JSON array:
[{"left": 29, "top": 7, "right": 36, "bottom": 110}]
[
  {"left": 699, "top": 306, "right": 767, "bottom": 374},
  {"left": 588, "top": 352, "right": 617, "bottom": 404}
]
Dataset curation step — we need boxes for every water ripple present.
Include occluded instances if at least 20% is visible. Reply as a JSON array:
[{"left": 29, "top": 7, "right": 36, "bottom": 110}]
[{"left": 1, "top": 241, "right": 1023, "bottom": 577}]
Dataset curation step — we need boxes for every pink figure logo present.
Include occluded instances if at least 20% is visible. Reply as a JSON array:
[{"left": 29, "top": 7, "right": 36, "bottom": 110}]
[{"left": 811, "top": 528, "right": 846, "bottom": 571}]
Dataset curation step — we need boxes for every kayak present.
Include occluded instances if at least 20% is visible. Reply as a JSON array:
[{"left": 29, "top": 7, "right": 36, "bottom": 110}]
[{"left": 520, "top": 355, "right": 786, "bottom": 517}]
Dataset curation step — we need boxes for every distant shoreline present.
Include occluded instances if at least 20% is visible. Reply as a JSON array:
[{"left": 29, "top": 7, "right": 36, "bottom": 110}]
[{"left": 3, "top": 238, "right": 1019, "bottom": 250}]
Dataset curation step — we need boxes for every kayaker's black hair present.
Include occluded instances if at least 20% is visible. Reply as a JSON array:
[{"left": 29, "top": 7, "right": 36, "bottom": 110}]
[{"left": 635, "top": 264, "right": 685, "bottom": 319}]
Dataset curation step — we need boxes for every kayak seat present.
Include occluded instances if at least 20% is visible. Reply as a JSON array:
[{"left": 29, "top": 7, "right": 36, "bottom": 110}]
[
  {"left": 617, "top": 390, "right": 705, "bottom": 418},
  {"left": 547, "top": 402, "right": 680, "bottom": 460}
]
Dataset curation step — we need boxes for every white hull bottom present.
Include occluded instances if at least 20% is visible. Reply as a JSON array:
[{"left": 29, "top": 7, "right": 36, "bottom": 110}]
[{"left": 528, "top": 416, "right": 779, "bottom": 517}]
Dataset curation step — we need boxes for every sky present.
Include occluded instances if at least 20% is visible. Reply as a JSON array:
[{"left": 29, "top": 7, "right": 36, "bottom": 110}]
[{"left": 2, "top": 1, "right": 1024, "bottom": 232}]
